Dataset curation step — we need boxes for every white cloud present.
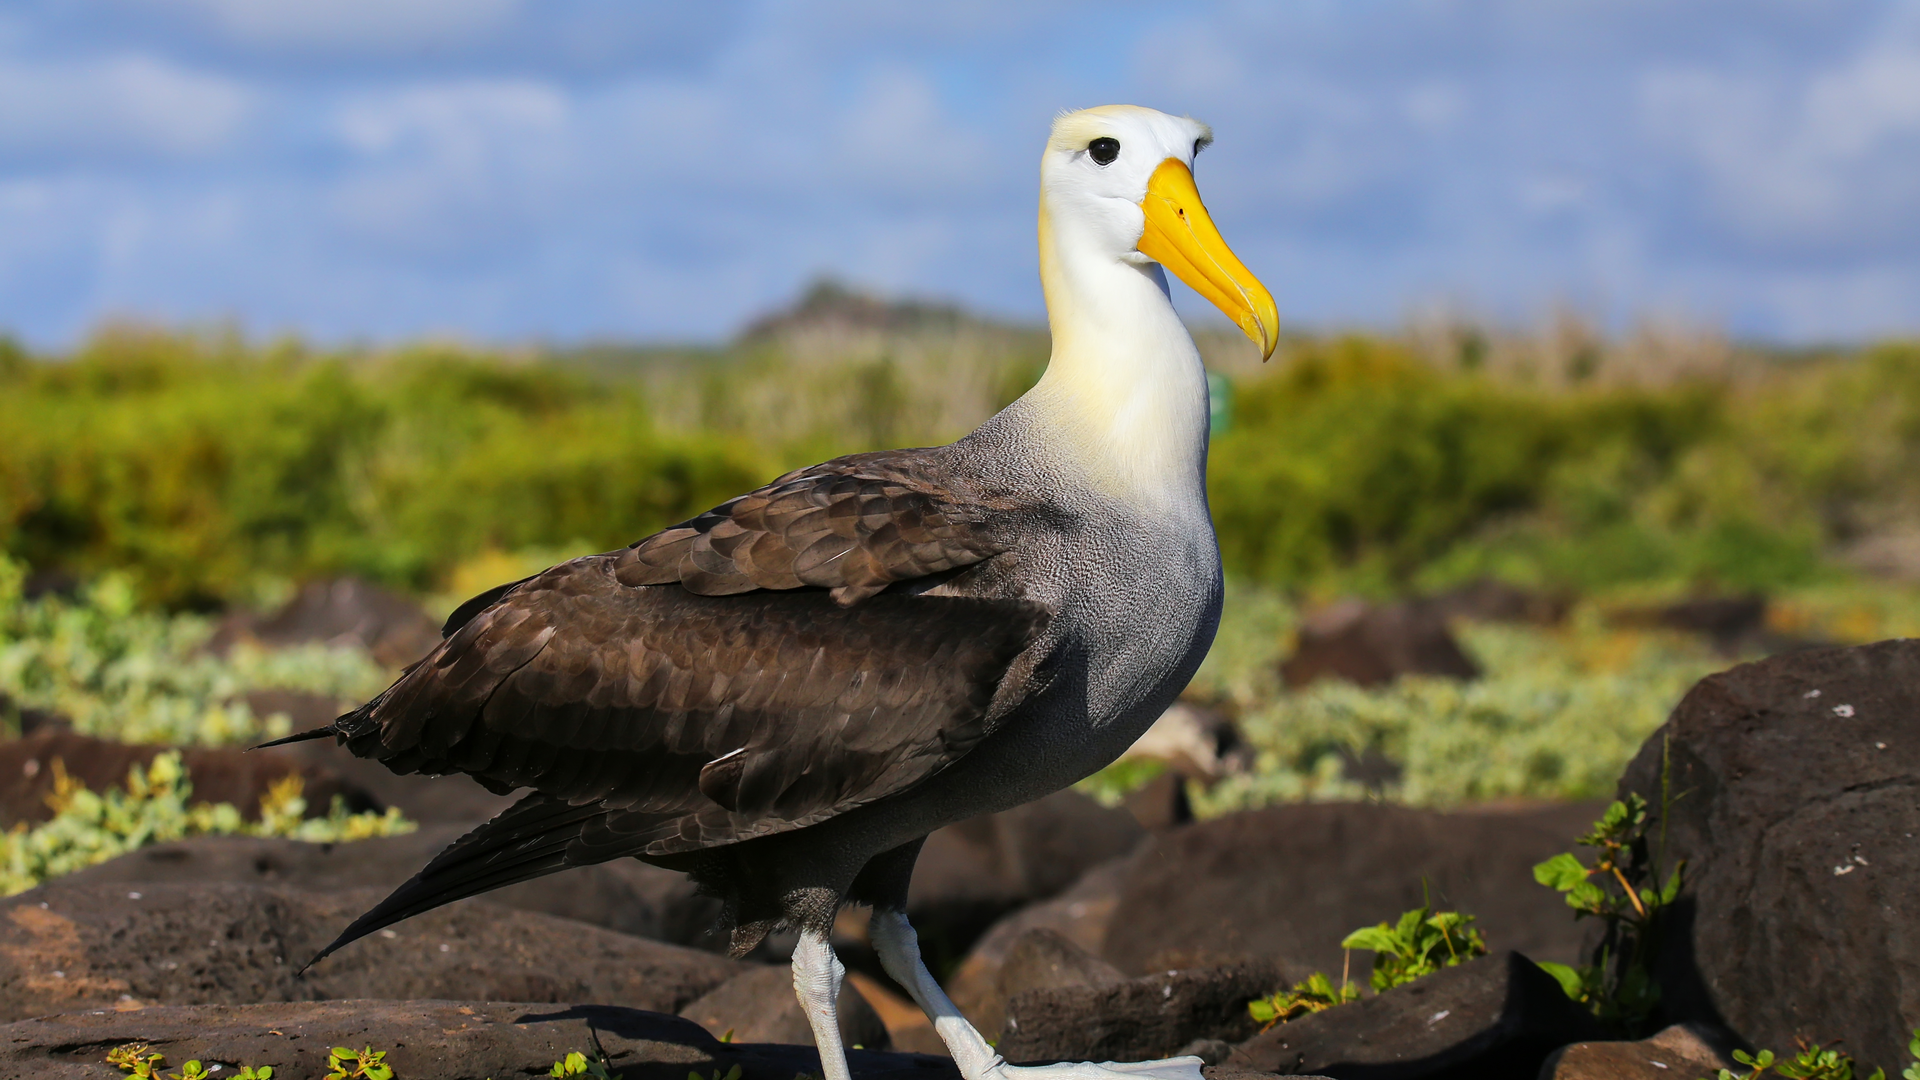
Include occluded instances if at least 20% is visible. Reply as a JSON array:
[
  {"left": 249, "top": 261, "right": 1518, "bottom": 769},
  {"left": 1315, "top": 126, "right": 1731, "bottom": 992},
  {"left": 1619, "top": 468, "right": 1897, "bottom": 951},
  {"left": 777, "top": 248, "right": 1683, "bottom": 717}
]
[
  {"left": 835, "top": 66, "right": 995, "bottom": 199},
  {"left": 333, "top": 79, "right": 570, "bottom": 158},
  {"left": 326, "top": 80, "right": 573, "bottom": 259},
  {"left": 0, "top": 53, "right": 254, "bottom": 158},
  {"left": 135, "top": 0, "right": 522, "bottom": 51},
  {"left": 1640, "top": 4, "right": 1920, "bottom": 252}
]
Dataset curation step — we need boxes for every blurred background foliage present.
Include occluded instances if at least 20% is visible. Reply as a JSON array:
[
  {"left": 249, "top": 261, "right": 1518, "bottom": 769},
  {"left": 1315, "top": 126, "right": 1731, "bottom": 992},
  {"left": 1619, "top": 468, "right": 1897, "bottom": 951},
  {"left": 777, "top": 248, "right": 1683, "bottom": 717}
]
[
  {"left": 6, "top": 285, "right": 1920, "bottom": 808},
  {"left": 5, "top": 286, "right": 1919, "bottom": 609}
]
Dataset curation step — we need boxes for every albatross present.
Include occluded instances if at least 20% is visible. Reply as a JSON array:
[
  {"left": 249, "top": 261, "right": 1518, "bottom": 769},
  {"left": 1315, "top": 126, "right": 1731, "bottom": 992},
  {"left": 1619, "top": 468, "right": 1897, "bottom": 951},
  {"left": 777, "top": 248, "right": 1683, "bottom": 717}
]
[{"left": 271, "top": 104, "right": 1277, "bottom": 1080}]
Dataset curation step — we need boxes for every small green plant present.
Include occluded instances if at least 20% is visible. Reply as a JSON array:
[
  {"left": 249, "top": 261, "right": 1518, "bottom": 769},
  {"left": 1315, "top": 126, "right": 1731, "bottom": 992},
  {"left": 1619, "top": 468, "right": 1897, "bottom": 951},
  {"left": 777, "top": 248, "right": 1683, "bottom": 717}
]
[
  {"left": 551, "top": 1050, "right": 623, "bottom": 1079},
  {"left": 1702, "top": 1035, "right": 1900, "bottom": 1080},
  {"left": 1246, "top": 899, "right": 1484, "bottom": 1028},
  {"left": 1247, "top": 971, "right": 1363, "bottom": 1029},
  {"left": 1533, "top": 759, "right": 1684, "bottom": 1033},
  {"left": 1340, "top": 899, "right": 1488, "bottom": 991},
  {"left": 108, "top": 1045, "right": 271, "bottom": 1080},
  {"left": 326, "top": 1046, "right": 394, "bottom": 1080},
  {"left": 689, "top": 1066, "right": 742, "bottom": 1080},
  {"left": 107, "top": 1045, "right": 167, "bottom": 1078},
  {"left": 1, "top": 751, "right": 413, "bottom": 895}
]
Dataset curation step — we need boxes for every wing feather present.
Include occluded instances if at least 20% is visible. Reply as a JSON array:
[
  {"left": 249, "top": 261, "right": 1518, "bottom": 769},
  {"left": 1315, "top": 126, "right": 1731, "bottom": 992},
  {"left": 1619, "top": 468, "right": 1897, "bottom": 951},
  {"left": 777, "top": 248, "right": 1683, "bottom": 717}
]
[
  {"left": 341, "top": 553, "right": 1047, "bottom": 854},
  {"left": 611, "top": 449, "right": 1010, "bottom": 606}
]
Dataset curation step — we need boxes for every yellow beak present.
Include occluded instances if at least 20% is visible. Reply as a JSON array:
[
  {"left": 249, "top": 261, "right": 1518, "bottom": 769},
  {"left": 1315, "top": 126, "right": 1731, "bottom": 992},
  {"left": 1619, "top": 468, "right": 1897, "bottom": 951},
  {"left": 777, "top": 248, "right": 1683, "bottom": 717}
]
[{"left": 1136, "top": 158, "right": 1278, "bottom": 360}]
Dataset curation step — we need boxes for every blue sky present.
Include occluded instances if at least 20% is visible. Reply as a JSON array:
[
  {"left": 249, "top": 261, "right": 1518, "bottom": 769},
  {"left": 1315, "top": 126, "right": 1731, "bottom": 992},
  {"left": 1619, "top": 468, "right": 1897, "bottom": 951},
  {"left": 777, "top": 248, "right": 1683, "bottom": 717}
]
[{"left": 1, "top": 0, "right": 1917, "bottom": 346}]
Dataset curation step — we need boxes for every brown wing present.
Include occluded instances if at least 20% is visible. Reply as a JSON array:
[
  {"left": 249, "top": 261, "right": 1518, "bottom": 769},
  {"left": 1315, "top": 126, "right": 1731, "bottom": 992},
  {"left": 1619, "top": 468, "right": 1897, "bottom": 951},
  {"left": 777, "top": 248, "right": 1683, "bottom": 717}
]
[
  {"left": 609, "top": 448, "right": 1010, "bottom": 606},
  {"left": 343, "top": 552, "right": 1048, "bottom": 855}
]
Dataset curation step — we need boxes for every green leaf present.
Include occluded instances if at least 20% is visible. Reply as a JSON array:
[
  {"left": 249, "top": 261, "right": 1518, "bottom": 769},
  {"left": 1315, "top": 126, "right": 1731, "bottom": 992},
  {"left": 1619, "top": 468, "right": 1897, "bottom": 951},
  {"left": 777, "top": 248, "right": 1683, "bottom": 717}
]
[
  {"left": 1567, "top": 880, "right": 1608, "bottom": 911},
  {"left": 1660, "top": 864, "right": 1686, "bottom": 905},
  {"left": 1534, "top": 853, "right": 1589, "bottom": 891},
  {"left": 1535, "top": 961, "right": 1586, "bottom": 1001},
  {"left": 1394, "top": 906, "right": 1428, "bottom": 941},
  {"left": 1340, "top": 926, "right": 1400, "bottom": 953}
]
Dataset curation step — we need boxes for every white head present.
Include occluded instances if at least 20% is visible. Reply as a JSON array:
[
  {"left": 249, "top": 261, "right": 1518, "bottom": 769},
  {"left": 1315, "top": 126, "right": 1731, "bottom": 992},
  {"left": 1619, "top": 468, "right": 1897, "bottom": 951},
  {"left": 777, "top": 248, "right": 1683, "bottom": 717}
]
[{"left": 1038, "top": 104, "right": 1276, "bottom": 359}]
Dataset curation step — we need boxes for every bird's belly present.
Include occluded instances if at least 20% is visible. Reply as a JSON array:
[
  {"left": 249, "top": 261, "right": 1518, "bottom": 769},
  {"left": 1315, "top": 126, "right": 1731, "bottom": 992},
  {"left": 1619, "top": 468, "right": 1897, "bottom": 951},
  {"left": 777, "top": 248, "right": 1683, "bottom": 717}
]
[{"left": 852, "top": 525, "right": 1222, "bottom": 841}]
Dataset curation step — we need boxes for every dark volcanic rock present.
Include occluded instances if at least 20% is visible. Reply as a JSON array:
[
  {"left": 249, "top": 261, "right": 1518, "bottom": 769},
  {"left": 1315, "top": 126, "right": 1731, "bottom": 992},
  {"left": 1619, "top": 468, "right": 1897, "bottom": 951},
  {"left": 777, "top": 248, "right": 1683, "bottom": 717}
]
[
  {"left": 679, "top": 963, "right": 890, "bottom": 1050},
  {"left": 945, "top": 854, "right": 1136, "bottom": 1037},
  {"left": 63, "top": 830, "right": 725, "bottom": 946},
  {"left": 1539, "top": 1023, "right": 1736, "bottom": 1080},
  {"left": 996, "top": 928, "right": 1128, "bottom": 1002},
  {"left": 0, "top": 881, "right": 742, "bottom": 1020},
  {"left": 0, "top": 999, "right": 962, "bottom": 1080},
  {"left": 999, "top": 960, "right": 1282, "bottom": 1064},
  {"left": 1230, "top": 952, "right": 1603, "bottom": 1080},
  {"left": 1617, "top": 639, "right": 1920, "bottom": 1072},
  {"left": 0, "top": 729, "right": 376, "bottom": 828},
  {"left": 907, "top": 790, "right": 1143, "bottom": 965},
  {"left": 1101, "top": 801, "right": 1601, "bottom": 977},
  {"left": 1122, "top": 770, "right": 1195, "bottom": 830},
  {"left": 1281, "top": 600, "right": 1480, "bottom": 689},
  {"left": 1427, "top": 580, "right": 1570, "bottom": 626},
  {"left": 210, "top": 576, "right": 443, "bottom": 667}
]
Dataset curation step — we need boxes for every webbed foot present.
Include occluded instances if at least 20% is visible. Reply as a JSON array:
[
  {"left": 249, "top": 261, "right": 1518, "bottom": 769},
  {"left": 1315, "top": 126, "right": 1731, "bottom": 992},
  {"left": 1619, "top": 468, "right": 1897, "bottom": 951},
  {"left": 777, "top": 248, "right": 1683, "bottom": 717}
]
[{"left": 977, "top": 1056, "right": 1207, "bottom": 1080}]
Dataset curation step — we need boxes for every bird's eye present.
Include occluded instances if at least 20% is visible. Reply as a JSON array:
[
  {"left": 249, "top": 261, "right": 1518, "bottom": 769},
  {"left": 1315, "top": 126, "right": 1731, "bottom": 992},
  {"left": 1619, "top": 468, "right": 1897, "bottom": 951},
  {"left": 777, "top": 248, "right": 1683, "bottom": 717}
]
[{"left": 1087, "top": 137, "right": 1119, "bottom": 166}]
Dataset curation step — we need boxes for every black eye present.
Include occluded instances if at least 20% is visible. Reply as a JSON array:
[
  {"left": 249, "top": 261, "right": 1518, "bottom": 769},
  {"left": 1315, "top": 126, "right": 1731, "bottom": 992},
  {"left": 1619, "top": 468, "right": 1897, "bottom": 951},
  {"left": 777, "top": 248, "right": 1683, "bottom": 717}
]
[{"left": 1087, "top": 137, "right": 1119, "bottom": 166}]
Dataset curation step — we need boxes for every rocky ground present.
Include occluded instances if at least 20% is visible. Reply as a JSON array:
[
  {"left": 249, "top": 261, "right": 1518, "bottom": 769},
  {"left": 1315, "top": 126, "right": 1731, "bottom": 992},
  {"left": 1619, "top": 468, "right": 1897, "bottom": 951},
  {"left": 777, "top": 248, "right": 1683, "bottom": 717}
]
[{"left": 3, "top": 584, "right": 1915, "bottom": 1080}]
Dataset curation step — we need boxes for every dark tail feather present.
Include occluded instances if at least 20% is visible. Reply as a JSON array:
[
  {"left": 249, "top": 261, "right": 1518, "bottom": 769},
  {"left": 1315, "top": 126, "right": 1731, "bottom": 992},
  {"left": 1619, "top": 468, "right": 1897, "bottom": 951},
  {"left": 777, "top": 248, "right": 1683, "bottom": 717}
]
[
  {"left": 299, "top": 791, "right": 611, "bottom": 973},
  {"left": 249, "top": 696, "right": 383, "bottom": 753},
  {"left": 248, "top": 725, "right": 339, "bottom": 751}
]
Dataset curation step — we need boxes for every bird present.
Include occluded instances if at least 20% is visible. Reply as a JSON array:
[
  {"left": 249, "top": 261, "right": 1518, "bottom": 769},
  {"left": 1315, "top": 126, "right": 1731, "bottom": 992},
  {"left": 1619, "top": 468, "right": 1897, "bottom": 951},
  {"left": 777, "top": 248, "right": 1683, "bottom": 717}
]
[{"left": 264, "top": 104, "right": 1276, "bottom": 1080}]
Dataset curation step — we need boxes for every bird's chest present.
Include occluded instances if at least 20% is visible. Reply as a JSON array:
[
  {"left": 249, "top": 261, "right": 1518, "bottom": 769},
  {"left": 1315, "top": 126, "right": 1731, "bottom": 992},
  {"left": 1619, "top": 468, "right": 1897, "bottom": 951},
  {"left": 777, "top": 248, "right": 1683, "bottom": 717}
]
[{"left": 1034, "top": 508, "right": 1223, "bottom": 751}]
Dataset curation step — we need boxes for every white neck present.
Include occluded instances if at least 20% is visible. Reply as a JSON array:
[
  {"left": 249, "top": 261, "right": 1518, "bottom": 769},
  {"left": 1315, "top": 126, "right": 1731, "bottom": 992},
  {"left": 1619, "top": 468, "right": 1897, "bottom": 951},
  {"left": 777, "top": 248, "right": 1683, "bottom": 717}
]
[{"left": 1004, "top": 203, "right": 1211, "bottom": 514}]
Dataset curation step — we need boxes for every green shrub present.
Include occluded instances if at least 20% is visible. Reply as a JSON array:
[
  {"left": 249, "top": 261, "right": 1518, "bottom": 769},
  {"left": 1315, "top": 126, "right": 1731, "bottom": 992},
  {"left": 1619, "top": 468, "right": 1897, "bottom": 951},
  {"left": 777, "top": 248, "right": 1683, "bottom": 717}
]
[
  {"left": 1193, "top": 604, "right": 1723, "bottom": 811},
  {"left": 0, "top": 750, "right": 413, "bottom": 895},
  {"left": 0, "top": 329, "right": 764, "bottom": 604},
  {"left": 0, "top": 556, "right": 388, "bottom": 746},
  {"left": 7, "top": 325, "right": 1920, "bottom": 605}
]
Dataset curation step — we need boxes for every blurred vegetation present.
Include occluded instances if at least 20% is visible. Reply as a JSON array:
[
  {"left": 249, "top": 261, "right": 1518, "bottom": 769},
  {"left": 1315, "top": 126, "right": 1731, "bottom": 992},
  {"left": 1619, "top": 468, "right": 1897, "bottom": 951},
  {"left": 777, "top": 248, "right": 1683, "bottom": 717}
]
[
  {"left": 0, "top": 555, "right": 388, "bottom": 746},
  {"left": 1165, "top": 577, "right": 1920, "bottom": 809},
  {"left": 6, "top": 287, "right": 1920, "bottom": 811},
  {"left": 1, "top": 750, "right": 412, "bottom": 895},
  {"left": 5, "top": 293, "right": 1920, "bottom": 607}
]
